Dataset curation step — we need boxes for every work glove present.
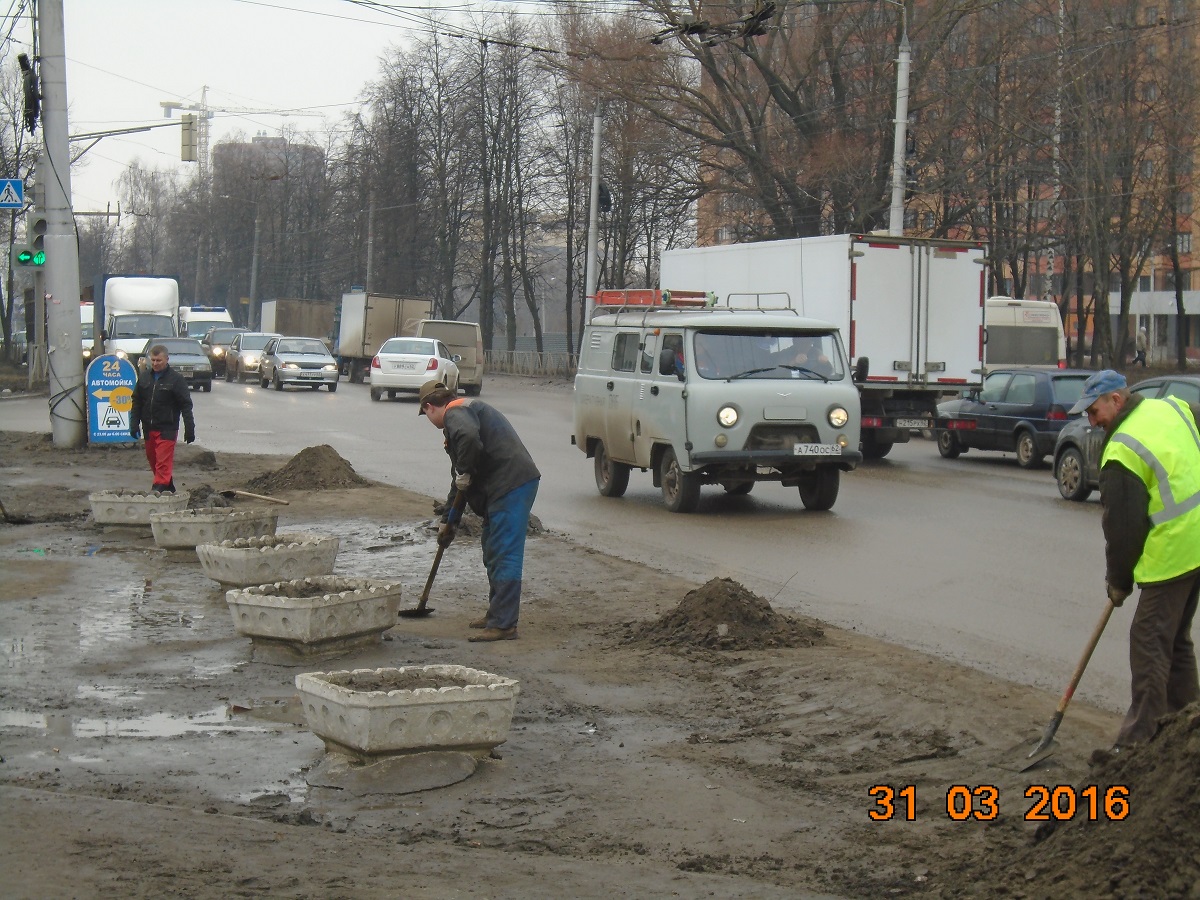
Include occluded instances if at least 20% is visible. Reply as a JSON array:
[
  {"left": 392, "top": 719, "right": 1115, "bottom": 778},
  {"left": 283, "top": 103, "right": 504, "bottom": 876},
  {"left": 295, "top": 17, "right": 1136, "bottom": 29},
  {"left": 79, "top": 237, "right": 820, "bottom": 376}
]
[
  {"left": 130, "top": 424, "right": 140, "bottom": 439},
  {"left": 437, "top": 521, "right": 457, "bottom": 549},
  {"left": 454, "top": 472, "right": 472, "bottom": 491},
  {"left": 183, "top": 430, "right": 196, "bottom": 444},
  {"left": 1106, "top": 583, "right": 1131, "bottom": 607}
]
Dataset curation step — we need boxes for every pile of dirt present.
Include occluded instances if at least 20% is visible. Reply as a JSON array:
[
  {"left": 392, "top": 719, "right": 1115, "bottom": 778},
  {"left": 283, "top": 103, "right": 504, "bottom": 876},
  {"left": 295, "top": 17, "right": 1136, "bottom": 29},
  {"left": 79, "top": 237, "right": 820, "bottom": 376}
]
[
  {"left": 245, "top": 445, "right": 369, "bottom": 493},
  {"left": 936, "top": 701, "right": 1200, "bottom": 897},
  {"left": 622, "top": 577, "right": 825, "bottom": 651}
]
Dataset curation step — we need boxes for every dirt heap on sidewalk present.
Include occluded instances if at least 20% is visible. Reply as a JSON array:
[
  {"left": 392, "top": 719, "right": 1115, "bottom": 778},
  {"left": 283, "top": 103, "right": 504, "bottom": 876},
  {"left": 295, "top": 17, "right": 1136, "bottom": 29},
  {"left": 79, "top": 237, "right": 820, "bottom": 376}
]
[
  {"left": 245, "top": 444, "right": 368, "bottom": 493},
  {"left": 937, "top": 701, "right": 1200, "bottom": 897},
  {"left": 623, "top": 577, "right": 825, "bottom": 651}
]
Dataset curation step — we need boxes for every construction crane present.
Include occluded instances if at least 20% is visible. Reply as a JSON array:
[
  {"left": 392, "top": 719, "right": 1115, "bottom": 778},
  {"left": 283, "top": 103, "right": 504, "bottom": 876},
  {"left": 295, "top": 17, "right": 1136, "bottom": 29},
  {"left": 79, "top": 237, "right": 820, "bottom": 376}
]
[{"left": 159, "top": 85, "right": 323, "bottom": 181}]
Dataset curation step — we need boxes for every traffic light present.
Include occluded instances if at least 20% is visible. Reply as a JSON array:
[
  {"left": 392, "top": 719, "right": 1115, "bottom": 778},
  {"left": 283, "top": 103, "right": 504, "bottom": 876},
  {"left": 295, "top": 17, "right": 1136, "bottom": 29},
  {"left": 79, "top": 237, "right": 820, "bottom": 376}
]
[
  {"left": 181, "top": 114, "right": 197, "bottom": 162},
  {"left": 29, "top": 215, "right": 46, "bottom": 266}
]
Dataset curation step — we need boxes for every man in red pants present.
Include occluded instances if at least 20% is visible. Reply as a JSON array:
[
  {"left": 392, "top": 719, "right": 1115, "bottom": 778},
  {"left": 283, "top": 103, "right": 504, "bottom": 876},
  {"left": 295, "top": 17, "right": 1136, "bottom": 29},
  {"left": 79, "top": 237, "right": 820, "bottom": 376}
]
[{"left": 130, "top": 344, "right": 195, "bottom": 493}]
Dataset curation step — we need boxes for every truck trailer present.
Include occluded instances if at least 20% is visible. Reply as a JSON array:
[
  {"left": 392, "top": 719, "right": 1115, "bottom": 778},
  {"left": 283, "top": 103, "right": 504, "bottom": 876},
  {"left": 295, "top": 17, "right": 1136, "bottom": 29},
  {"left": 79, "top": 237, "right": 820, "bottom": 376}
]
[
  {"left": 659, "top": 234, "right": 987, "bottom": 458},
  {"left": 98, "top": 275, "right": 181, "bottom": 366},
  {"left": 337, "top": 291, "right": 433, "bottom": 383},
  {"left": 259, "top": 298, "right": 336, "bottom": 342}
]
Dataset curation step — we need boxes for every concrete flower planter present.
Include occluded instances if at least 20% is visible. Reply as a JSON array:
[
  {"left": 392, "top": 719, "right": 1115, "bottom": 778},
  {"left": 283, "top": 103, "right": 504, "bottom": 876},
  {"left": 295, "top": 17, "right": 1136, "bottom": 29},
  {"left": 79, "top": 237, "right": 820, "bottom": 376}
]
[
  {"left": 149, "top": 507, "right": 279, "bottom": 550},
  {"left": 225, "top": 575, "right": 400, "bottom": 664},
  {"left": 295, "top": 665, "right": 520, "bottom": 759},
  {"left": 89, "top": 489, "right": 189, "bottom": 526},
  {"left": 196, "top": 533, "right": 339, "bottom": 586}
]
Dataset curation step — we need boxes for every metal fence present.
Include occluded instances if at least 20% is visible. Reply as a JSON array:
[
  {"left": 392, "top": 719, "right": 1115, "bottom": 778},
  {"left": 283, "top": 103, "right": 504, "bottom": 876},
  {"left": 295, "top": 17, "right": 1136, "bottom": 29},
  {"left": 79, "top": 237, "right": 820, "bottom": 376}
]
[{"left": 485, "top": 349, "right": 578, "bottom": 378}]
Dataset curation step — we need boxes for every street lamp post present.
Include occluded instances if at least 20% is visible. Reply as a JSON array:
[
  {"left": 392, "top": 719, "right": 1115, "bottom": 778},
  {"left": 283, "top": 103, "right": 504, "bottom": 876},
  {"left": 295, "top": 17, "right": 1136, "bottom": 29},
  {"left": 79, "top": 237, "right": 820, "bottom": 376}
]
[{"left": 883, "top": 0, "right": 910, "bottom": 236}]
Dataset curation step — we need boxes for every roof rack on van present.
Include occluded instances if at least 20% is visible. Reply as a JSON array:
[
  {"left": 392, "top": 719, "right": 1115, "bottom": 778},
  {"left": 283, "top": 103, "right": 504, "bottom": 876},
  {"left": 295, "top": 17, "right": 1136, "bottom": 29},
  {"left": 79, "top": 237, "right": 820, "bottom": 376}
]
[{"left": 590, "top": 288, "right": 804, "bottom": 325}]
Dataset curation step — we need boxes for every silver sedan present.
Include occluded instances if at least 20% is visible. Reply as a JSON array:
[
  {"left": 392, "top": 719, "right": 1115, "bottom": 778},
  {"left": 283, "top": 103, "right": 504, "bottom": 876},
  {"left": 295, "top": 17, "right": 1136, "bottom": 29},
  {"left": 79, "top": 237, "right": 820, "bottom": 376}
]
[{"left": 259, "top": 337, "right": 339, "bottom": 392}]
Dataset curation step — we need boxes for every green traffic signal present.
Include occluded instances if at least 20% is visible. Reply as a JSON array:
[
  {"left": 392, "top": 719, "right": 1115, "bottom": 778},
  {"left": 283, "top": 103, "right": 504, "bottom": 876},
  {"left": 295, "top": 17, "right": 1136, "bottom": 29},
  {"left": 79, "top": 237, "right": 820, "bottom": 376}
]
[
  {"left": 31, "top": 249, "right": 45, "bottom": 265},
  {"left": 13, "top": 247, "right": 45, "bottom": 266}
]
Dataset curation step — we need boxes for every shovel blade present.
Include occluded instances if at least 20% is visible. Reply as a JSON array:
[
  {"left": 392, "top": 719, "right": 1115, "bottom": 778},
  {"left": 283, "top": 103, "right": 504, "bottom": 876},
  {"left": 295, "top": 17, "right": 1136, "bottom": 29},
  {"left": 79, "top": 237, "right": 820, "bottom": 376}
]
[
  {"left": 397, "top": 607, "right": 435, "bottom": 618},
  {"left": 995, "top": 737, "right": 1058, "bottom": 772}
]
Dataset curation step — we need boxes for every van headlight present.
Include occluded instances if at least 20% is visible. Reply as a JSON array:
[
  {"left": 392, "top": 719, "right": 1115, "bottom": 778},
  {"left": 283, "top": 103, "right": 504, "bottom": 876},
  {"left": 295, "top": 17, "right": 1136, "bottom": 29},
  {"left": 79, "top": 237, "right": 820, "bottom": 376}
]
[
  {"left": 717, "top": 405, "right": 739, "bottom": 428},
  {"left": 828, "top": 405, "right": 849, "bottom": 428}
]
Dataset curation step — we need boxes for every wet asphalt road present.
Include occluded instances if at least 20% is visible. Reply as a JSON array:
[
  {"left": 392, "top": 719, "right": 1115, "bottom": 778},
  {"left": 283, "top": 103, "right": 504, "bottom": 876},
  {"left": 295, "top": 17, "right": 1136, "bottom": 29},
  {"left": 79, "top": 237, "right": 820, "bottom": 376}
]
[{"left": 8, "top": 373, "right": 1193, "bottom": 714}]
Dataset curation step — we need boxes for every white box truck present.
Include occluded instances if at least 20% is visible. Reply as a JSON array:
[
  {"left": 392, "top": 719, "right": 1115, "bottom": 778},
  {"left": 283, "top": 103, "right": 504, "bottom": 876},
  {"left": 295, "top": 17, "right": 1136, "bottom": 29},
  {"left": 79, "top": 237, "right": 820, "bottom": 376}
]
[
  {"left": 99, "top": 275, "right": 180, "bottom": 366},
  {"left": 659, "top": 234, "right": 987, "bottom": 458},
  {"left": 259, "top": 297, "right": 336, "bottom": 340},
  {"left": 337, "top": 291, "right": 433, "bottom": 383}
]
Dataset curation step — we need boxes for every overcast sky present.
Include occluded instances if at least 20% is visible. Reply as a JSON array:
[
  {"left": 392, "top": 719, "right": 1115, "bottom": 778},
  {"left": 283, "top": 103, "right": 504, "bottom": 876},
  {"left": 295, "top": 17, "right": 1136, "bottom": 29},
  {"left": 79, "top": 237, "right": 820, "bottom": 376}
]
[{"left": 10, "top": 0, "right": 449, "bottom": 209}]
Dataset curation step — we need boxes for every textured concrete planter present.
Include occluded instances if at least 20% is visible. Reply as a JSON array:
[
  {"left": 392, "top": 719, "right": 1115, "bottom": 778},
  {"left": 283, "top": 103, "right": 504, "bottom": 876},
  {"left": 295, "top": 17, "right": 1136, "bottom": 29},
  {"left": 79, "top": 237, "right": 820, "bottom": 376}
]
[
  {"left": 225, "top": 576, "right": 400, "bottom": 664},
  {"left": 149, "top": 507, "right": 279, "bottom": 550},
  {"left": 196, "top": 533, "right": 339, "bottom": 586},
  {"left": 295, "top": 665, "right": 520, "bottom": 759},
  {"left": 89, "top": 490, "right": 189, "bottom": 526}
]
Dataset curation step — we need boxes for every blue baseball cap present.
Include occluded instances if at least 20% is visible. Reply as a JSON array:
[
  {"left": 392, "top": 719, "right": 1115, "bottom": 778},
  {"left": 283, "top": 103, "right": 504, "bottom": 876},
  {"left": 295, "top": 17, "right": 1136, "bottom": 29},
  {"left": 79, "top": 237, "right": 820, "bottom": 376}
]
[{"left": 1069, "top": 369, "right": 1127, "bottom": 415}]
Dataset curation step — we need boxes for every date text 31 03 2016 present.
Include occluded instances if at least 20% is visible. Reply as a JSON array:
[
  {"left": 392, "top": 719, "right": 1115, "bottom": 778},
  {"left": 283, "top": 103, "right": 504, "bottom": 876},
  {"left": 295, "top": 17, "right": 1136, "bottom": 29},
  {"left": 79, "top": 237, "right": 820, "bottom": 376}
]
[{"left": 867, "top": 784, "right": 1130, "bottom": 823}]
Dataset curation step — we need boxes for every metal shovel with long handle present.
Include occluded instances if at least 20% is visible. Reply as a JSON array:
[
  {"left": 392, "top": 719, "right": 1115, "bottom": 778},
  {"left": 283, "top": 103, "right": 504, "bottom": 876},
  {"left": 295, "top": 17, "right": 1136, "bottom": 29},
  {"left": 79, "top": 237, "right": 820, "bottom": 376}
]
[
  {"left": 398, "top": 489, "right": 467, "bottom": 619},
  {"left": 1010, "top": 599, "right": 1117, "bottom": 772}
]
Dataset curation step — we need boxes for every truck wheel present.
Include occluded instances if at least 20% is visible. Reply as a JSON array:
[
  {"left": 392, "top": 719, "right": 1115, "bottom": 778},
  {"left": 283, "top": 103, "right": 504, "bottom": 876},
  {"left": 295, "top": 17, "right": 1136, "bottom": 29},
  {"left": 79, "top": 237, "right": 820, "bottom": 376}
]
[
  {"left": 1015, "top": 430, "right": 1043, "bottom": 469},
  {"left": 797, "top": 469, "right": 840, "bottom": 511},
  {"left": 464, "top": 383, "right": 482, "bottom": 397},
  {"left": 202, "top": 382, "right": 212, "bottom": 393},
  {"left": 225, "top": 367, "right": 234, "bottom": 383},
  {"left": 1055, "top": 447, "right": 1092, "bottom": 502},
  {"left": 327, "top": 381, "right": 337, "bottom": 393},
  {"left": 937, "top": 430, "right": 961, "bottom": 459},
  {"left": 260, "top": 374, "right": 269, "bottom": 388},
  {"left": 660, "top": 447, "right": 700, "bottom": 513},
  {"left": 273, "top": 373, "right": 283, "bottom": 391},
  {"left": 594, "top": 441, "right": 631, "bottom": 498},
  {"left": 861, "top": 433, "right": 894, "bottom": 459},
  {"left": 370, "top": 388, "right": 382, "bottom": 402}
]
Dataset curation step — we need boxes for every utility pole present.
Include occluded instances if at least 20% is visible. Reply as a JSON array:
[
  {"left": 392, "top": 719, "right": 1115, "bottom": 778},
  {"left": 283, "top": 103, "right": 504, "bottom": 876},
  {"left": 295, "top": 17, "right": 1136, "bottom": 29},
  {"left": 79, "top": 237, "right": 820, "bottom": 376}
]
[
  {"left": 365, "top": 196, "right": 375, "bottom": 294},
  {"left": 39, "top": 0, "right": 85, "bottom": 448},
  {"left": 249, "top": 213, "right": 261, "bottom": 329},
  {"left": 583, "top": 102, "right": 604, "bottom": 323},
  {"left": 887, "top": 3, "right": 911, "bottom": 237}
]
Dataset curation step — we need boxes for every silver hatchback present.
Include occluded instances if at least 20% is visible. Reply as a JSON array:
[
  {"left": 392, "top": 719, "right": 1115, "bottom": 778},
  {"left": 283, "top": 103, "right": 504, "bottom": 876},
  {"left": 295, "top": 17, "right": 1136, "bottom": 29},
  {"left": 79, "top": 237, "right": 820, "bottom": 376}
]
[{"left": 259, "top": 337, "right": 339, "bottom": 392}]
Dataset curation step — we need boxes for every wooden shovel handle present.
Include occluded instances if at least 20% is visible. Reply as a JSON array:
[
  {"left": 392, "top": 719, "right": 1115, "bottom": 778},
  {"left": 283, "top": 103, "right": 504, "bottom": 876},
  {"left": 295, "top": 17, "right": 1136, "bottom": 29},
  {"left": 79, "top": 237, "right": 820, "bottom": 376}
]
[{"left": 228, "top": 489, "right": 290, "bottom": 505}]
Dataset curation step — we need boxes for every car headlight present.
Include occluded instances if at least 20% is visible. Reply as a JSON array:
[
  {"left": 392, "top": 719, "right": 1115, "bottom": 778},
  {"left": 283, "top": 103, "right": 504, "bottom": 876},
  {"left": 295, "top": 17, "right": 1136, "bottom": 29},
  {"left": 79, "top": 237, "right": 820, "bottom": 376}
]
[
  {"left": 322, "top": 364, "right": 338, "bottom": 372},
  {"left": 717, "top": 405, "right": 739, "bottom": 428},
  {"left": 115, "top": 350, "right": 129, "bottom": 360},
  {"left": 282, "top": 362, "right": 299, "bottom": 369},
  {"left": 213, "top": 347, "right": 225, "bottom": 357},
  {"left": 828, "top": 406, "right": 849, "bottom": 428}
]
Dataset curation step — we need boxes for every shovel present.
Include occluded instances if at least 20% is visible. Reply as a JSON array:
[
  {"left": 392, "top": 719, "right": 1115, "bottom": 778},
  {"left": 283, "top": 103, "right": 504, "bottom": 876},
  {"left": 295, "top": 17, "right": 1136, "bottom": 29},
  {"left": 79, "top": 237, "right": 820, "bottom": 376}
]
[
  {"left": 398, "top": 489, "right": 467, "bottom": 619},
  {"left": 218, "top": 488, "right": 290, "bottom": 505},
  {"left": 1004, "top": 599, "right": 1116, "bottom": 772}
]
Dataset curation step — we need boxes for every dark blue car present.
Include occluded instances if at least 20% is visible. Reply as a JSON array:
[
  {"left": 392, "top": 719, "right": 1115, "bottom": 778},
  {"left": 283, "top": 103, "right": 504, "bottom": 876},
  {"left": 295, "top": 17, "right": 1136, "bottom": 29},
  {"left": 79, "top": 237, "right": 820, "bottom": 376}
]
[{"left": 936, "top": 368, "right": 1093, "bottom": 468}]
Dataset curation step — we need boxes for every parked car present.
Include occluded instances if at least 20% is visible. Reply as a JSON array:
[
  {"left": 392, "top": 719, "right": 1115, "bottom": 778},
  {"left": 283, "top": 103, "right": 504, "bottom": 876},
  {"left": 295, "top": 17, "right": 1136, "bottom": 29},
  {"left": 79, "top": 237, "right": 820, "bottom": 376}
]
[
  {"left": 225, "top": 331, "right": 281, "bottom": 383},
  {"left": 138, "top": 337, "right": 213, "bottom": 391},
  {"left": 368, "top": 336, "right": 460, "bottom": 401},
  {"left": 936, "top": 367, "right": 1093, "bottom": 468},
  {"left": 259, "top": 336, "right": 339, "bottom": 392},
  {"left": 1053, "top": 374, "right": 1200, "bottom": 501},
  {"left": 200, "top": 326, "right": 244, "bottom": 376}
]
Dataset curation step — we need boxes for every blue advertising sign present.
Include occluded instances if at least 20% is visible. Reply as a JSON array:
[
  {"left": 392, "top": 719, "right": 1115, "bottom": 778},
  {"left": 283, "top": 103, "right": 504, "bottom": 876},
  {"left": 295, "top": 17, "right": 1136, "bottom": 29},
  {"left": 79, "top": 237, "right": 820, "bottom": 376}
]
[{"left": 86, "top": 355, "right": 138, "bottom": 444}]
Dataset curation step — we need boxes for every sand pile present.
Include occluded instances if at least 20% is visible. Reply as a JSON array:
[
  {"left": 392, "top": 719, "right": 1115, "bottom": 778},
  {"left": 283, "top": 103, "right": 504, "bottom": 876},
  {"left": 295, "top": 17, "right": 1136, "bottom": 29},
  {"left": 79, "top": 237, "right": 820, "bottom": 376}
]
[
  {"left": 623, "top": 577, "right": 825, "bottom": 651},
  {"left": 246, "top": 445, "right": 369, "bottom": 493},
  {"left": 937, "top": 701, "right": 1200, "bottom": 897}
]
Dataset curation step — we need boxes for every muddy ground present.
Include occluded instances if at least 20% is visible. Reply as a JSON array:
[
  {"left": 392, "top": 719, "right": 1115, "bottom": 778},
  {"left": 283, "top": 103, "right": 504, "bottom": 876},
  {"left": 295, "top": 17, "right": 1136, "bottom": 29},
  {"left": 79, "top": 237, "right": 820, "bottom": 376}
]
[{"left": 1, "top": 430, "right": 1198, "bottom": 899}]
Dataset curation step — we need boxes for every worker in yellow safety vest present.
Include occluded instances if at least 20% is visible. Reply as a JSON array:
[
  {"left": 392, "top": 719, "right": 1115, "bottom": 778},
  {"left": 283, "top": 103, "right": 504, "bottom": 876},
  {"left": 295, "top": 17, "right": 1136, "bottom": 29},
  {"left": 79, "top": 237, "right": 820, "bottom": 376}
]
[{"left": 1069, "top": 369, "right": 1200, "bottom": 762}]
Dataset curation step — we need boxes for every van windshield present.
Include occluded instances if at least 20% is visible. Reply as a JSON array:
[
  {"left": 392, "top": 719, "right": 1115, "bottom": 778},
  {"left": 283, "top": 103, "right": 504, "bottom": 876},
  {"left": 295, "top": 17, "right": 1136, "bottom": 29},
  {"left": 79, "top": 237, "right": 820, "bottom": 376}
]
[
  {"left": 985, "top": 326, "right": 1060, "bottom": 366},
  {"left": 693, "top": 331, "right": 845, "bottom": 381}
]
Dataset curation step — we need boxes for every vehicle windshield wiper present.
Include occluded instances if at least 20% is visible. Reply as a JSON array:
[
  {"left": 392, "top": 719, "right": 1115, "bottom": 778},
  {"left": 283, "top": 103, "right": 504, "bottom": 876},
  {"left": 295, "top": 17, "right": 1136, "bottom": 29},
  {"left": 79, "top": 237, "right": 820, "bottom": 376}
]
[
  {"left": 780, "top": 365, "right": 830, "bottom": 382},
  {"left": 728, "top": 367, "right": 778, "bottom": 381}
]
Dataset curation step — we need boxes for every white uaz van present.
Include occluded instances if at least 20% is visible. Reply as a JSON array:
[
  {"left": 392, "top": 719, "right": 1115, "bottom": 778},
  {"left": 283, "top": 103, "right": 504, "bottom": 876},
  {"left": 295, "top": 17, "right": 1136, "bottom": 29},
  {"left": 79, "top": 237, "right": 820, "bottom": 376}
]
[{"left": 572, "top": 293, "right": 862, "bottom": 513}]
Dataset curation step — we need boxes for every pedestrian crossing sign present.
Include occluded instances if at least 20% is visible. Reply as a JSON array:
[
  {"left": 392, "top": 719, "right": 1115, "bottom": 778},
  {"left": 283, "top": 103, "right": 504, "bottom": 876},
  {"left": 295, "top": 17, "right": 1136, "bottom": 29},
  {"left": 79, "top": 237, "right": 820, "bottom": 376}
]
[{"left": 0, "top": 179, "right": 24, "bottom": 209}]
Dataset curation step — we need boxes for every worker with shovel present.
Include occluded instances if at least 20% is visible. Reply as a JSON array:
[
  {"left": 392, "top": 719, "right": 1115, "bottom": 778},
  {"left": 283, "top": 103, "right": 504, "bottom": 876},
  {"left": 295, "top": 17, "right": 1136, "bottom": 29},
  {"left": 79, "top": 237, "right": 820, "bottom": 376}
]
[
  {"left": 1070, "top": 369, "right": 1200, "bottom": 763},
  {"left": 418, "top": 380, "right": 540, "bottom": 642}
]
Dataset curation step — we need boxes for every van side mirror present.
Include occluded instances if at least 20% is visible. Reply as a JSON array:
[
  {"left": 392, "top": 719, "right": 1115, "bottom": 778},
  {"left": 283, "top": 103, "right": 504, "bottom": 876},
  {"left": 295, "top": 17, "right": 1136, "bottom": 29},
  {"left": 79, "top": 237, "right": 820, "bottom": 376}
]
[{"left": 853, "top": 356, "right": 869, "bottom": 383}]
